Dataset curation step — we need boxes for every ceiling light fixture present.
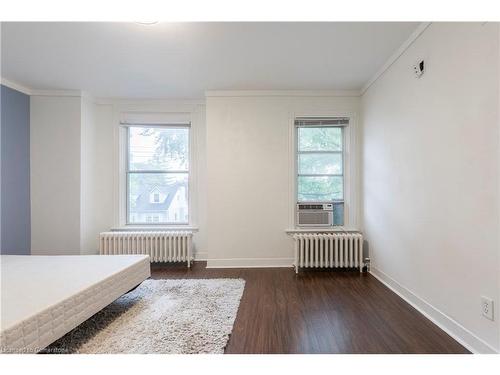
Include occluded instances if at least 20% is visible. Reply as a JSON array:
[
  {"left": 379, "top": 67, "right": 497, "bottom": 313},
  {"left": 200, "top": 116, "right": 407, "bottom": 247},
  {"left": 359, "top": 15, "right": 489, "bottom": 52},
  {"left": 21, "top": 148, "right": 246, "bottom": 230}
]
[{"left": 135, "top": 21, "right": 159, "bottom": 26}]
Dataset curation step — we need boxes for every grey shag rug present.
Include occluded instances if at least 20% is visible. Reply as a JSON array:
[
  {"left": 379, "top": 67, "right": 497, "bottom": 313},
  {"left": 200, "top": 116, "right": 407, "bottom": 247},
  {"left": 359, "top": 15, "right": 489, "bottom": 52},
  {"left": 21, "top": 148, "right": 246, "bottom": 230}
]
[{"left": 43, "top": 278, "right": 245, "bottom": 354}]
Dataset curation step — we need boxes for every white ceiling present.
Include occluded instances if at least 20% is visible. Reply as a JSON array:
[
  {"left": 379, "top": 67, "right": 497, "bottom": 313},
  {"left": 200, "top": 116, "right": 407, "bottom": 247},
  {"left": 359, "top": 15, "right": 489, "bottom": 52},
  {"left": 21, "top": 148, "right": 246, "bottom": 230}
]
[{"left": 1, "top": 22, "right": 419, "bottom": 98}]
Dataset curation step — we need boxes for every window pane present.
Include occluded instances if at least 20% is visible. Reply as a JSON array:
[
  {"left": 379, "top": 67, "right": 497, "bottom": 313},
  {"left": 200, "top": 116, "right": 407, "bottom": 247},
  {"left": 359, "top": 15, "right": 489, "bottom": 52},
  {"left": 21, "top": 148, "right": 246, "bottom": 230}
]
[
  {"left": 297, "top": 176, "right": 343, "bottom": 201},
  {"left": 333, "top": 202, "right": 344, "bottom": 226},
  {"left": 298, "top": 153, "right": 342, "bottom": 174},
  {"left": 298, "top": 127, "right": 342, "bottom": 151},
  {"left": 128, "top": 173, "right": 188, "bottom": 224},
  {"left": 129, "top": 127, "right": 189, "bottom": 171}
]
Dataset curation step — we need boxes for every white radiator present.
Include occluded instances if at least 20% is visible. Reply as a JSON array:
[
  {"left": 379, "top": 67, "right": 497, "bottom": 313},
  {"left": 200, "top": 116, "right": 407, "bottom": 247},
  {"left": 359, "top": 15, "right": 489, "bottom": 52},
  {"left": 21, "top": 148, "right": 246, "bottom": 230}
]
[
  {"left": 99, "top": 231, "right": 193, "bottom": 267},
  {"left": 293, "top": 232, "right": 364, "bottom": 273}
]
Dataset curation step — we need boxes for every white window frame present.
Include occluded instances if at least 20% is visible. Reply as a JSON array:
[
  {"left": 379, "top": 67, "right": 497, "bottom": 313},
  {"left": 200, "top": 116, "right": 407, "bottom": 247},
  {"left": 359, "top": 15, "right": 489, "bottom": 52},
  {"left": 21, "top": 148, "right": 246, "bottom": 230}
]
[
  {"left": 124, "top": 124, "right": 190, "bottom": 226},
  {"left": 295, "top": 125, "right": 346, "bottom": 207},
  {"left": 289, "top": 113, "right": 359, "bottom": 230},
  {"left": 111, "top": 104, "right": 204, "bottom": 232}
]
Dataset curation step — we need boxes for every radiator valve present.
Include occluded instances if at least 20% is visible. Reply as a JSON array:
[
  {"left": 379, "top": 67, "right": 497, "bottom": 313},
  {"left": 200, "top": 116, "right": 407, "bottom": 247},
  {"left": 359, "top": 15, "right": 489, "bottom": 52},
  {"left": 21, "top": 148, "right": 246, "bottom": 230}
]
[{"left": 364, "top": 257, "right": 371, "bottom": 272}]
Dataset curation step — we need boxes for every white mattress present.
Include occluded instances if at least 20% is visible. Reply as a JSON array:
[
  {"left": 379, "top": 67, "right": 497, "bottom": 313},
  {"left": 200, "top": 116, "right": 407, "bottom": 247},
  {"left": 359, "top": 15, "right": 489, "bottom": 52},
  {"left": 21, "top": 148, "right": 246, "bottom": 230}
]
[{"left": 0, "top": 255, "right": 150, "bottom": 353}]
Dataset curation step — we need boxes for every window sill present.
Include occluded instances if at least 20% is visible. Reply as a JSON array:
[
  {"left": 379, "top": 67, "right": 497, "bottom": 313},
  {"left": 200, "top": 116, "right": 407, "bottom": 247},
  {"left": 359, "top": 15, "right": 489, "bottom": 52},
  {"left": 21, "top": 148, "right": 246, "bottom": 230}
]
[
  {"left": 285, "top": 227, "right": 361, "bottom": 234},
  {"left": 111, "top": 226, "right": 199, "bottom": 232}
]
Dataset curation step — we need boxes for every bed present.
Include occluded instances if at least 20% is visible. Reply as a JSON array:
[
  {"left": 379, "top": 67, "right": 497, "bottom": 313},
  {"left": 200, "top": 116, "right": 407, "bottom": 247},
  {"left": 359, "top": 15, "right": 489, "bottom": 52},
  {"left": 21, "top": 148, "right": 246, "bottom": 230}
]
[{"left": 0, "top": 254, "right": 150, "bottom": 353}]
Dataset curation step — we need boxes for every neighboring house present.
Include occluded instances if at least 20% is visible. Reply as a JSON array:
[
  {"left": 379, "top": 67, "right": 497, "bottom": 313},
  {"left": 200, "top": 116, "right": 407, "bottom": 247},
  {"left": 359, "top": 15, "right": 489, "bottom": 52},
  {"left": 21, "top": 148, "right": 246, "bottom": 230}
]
[{"left": 129, "top": 182, "right": 188, "bottom": 223}]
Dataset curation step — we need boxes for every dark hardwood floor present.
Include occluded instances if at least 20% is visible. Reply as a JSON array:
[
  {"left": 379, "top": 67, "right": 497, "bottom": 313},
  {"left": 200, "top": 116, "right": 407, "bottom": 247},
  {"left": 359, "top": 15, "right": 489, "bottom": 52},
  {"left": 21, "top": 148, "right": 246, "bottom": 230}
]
[{"left": 151, "top": 262, "right": 469, "bottom": 354}]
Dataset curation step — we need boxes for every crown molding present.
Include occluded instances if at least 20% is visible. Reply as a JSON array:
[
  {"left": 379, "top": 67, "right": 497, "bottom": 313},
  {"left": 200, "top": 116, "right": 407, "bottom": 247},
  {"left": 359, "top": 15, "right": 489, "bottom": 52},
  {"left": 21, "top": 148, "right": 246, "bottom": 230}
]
[
  {"left": 205, "top": 89, "right": 361, "bottom": 98},
  {"left": 0, "top": 77, "right": 33, "bottom": 95},
  {"left": 93, "top": 97, "right": 205, "bottom": 105},
  {"left": 30, "top": 89, "right": 84, "bottom": 97},
  {"left": 0, "top": 77, "right": 89, "bottom": 98},
  {"left": 80, "top": 91, "right": 96, "bottom": 102},
  {"left": 361, "top": 22, "right": 431, "bottom": 95}
]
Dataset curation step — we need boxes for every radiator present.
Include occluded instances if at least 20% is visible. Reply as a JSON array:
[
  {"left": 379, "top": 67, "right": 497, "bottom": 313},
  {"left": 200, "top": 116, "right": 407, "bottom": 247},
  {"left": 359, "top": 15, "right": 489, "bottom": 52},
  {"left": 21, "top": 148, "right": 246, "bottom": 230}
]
[
  {"left": 99, "top": 231, "right": 193, "bottom": 267},
  {"left": 292, "top": 232, "right": 364, "bottom": 273}
]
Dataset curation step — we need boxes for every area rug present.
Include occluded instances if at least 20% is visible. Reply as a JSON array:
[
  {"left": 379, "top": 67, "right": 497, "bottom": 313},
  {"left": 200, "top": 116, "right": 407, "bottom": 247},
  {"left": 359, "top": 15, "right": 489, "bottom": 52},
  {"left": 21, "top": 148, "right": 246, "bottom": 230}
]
[{"left": 44, "top": 278, "right": 245, "bottom": 354}]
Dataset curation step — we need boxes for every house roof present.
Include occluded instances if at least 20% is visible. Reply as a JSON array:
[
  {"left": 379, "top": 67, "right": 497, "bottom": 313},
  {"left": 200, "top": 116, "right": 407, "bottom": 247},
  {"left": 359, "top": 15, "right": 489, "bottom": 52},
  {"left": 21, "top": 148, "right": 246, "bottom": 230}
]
[{"left": 130, "top": 182, "right": 185, "bottom": 214}]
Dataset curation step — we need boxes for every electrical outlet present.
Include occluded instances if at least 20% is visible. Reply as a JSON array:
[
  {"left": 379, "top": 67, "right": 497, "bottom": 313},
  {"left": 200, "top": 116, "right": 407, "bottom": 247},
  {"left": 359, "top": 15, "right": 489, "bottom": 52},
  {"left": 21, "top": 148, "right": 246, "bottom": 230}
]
[{"left": 481, "top": 296, "right": 494, "bottom": 321}]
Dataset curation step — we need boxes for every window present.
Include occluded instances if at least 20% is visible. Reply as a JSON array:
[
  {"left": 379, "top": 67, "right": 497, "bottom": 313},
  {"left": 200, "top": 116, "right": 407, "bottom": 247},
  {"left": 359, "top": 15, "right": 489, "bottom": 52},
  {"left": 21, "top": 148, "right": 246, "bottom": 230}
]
[
  {"left": 296, "top": 117, "right": 347, "bottom": 226},
  {"left": 126, "top": 125, "right": 189, "bottom": 224}
]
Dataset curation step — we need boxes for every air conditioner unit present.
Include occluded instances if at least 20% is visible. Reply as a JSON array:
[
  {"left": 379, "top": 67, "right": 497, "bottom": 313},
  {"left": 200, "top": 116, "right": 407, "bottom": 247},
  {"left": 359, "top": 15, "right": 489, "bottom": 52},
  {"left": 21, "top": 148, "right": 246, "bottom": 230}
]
[{"left": 296, "top": 203, "right": 333, "bottom": 227}]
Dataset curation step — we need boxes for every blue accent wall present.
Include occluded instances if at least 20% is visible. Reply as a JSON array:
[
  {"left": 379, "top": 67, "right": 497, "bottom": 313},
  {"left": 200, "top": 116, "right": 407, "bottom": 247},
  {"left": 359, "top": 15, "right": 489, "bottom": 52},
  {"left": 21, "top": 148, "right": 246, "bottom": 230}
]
[{"left": 1, "top": 85, "right": 30, "bottom": 254}]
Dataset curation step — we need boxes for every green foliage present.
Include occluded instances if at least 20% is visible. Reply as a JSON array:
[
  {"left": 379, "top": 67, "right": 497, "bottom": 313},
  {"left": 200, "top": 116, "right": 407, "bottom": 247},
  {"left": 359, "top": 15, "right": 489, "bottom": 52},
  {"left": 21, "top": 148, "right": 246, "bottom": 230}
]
[
  {"left": 139, "top": 128, "right": 189, "bottom": 170},
  {"left": 298, "top": 176, "right": 343, "bottom": 201},
  {"left": 298, "top": 153, "right": 342, "bottom": 174},
  {"left": 298, "top": 127, "right": 344, "bottom": 202},
  {"left": 298, "top": 127, "right": 342, "bottom": 151}
]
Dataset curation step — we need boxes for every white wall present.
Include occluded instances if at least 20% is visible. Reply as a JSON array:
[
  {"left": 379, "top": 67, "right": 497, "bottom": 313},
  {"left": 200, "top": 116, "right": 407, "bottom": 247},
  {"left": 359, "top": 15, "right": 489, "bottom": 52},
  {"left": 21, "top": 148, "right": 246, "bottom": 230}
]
[
  {"left": 30, "top": 95, "right": 208, "bottom": 257},
  {"left": 205, "top": 93, "right": 360, "bottom": 267},
  {"left": 80, "top": 97, "right": 115, "bottom": 254},
  {"left": 30, "top": 95, "right": 82, "bottom": 255},
  {"left": 30, "top": 92, "right": 359, "bottom": 264},
  {"left": 361, "top": 23, "right": 500, "bottom": 353}
]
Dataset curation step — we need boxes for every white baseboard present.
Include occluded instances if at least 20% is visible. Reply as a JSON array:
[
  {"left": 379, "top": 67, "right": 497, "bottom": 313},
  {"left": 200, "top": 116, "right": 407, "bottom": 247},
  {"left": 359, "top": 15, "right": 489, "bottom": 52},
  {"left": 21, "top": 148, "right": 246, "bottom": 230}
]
[
  {"left": 370, "top": 267, "right": 498, "bottom": 354},
  {"left": 206, "top": 257, "right": 294, "bottom": 269}
]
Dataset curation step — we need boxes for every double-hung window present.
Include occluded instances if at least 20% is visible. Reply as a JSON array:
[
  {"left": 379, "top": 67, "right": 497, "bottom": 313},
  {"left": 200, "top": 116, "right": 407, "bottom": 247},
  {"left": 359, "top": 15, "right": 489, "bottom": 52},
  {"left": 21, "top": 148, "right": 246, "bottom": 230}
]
[
  {"left": 296, "top": 117, "right": 348, "bottom": 226},
  {"left": 126, "top": 124, "right": 190, "bottom": 225}
]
